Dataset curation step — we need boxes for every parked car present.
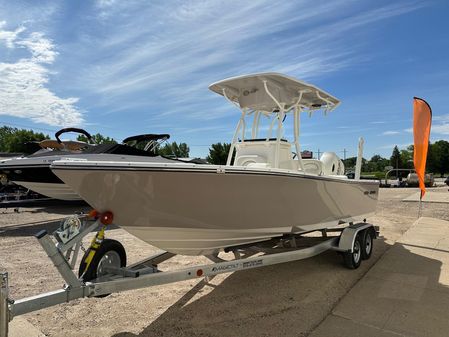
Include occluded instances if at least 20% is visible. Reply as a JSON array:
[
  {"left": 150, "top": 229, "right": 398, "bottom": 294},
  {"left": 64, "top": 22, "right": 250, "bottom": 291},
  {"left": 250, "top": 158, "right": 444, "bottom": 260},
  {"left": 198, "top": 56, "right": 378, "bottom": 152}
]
[{"left": 445, "top": 176, "right": 449, "bottom": 186}]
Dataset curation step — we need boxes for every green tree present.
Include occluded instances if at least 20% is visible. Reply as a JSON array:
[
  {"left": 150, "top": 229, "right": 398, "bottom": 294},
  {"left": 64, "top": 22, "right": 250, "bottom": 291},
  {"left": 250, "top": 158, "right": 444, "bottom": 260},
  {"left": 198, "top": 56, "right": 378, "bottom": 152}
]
[
  {"left": 0, "top": 126, "right": 48, "bottom": 153},
  {"left": 400, "top": 148, "right": 413, "bottom": 169},
  {"left": 380, "top": 158, "right": 390, "bottom": 171},
  {"left": 158, "top": 141, "right": 190, "bottom": 158},
  {"left": 342, "top": 156, "right": 357, "bottom": 170},
  {"left": 390, "top": 146, "right": 401, "bottom": 170},
  {"left": 207, "top": 142, "right": 232, "bottom": 165},
  {"left": 77, "top": 133, "right": 116, "bottom": 144},
  {"left": 426, "top": 142, "right": 436, "bottom": 173},
  {"left": 427, "top": 140, "right": 449, "bottom": 176},
  {"left": 367, "top": 154, "right": 389, "bottom": 172},
  {"left": 0, "top": 126, "right": 15, "bottom": 152}
]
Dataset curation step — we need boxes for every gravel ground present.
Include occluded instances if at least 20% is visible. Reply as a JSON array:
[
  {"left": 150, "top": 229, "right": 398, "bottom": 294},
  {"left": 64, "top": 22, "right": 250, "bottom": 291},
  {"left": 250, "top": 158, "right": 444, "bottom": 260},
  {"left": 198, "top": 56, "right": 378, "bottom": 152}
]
[{"left": 1, "top": 186, "right": 448, "bottom": 337}]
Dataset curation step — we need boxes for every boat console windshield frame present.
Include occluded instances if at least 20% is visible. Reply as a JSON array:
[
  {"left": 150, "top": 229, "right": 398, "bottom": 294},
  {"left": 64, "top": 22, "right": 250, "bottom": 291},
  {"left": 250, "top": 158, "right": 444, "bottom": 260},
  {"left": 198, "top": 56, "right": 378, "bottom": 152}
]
[{"left": 123, "top": 134, "right": 170, "bottom": 153}]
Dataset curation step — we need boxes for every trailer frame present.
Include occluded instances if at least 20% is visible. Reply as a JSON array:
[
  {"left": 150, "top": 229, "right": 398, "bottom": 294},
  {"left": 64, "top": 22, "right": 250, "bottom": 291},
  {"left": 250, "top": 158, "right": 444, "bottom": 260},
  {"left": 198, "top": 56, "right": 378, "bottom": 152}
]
[{"left": 0, "top": 214, "right": 377, "bottom": 337}]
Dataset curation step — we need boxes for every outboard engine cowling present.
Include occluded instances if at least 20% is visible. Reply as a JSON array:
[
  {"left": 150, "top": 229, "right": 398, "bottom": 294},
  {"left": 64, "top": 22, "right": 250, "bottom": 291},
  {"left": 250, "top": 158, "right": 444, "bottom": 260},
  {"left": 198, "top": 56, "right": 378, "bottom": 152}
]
[{"left": 320, "top": 152, "right": 345, "bottom": 175}]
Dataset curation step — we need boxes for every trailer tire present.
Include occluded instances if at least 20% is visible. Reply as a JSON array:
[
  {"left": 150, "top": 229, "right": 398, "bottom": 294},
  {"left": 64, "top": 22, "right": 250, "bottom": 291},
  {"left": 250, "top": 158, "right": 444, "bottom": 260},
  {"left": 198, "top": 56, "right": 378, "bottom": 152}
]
[
  {"left": 361, "top": 228, "right": 374, "bottom": 260},
  {"left": 79, "top": 239, "right": 126, "bottom": 297},
  {"left": 343, "top": 234, "right": 362, "bottom": 269}
]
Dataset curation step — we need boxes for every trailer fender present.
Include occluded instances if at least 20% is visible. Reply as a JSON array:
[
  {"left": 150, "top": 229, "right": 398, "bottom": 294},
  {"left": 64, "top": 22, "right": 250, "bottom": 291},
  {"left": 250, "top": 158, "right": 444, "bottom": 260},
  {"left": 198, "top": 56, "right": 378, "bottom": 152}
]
[{"left": 336, "top": 223, "right": 375, "bottom": 253}]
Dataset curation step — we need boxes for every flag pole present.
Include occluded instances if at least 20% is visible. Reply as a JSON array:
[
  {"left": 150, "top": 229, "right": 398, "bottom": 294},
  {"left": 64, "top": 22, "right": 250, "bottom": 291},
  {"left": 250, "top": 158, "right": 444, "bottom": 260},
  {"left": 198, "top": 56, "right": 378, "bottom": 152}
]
[{"left": 418, "top": 194, "right": 422, "bottom": 218}]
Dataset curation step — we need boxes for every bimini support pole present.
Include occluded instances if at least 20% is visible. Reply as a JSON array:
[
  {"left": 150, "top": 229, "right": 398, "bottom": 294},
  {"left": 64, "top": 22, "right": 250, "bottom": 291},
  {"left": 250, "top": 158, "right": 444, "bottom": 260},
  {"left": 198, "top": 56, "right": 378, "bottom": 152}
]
[
  {"left": 224, "top": 88, "right": 247, "bottom": 166},
  {"left": 263, "top": 80, "right": 285, "bottom": 168},
  {"left": 251, "top": 111, "right": 261, "bottom": 139},
  {"left": 293, "top": 91, "right": 305, "bottom": 171},
  {"left": 355, "top": 137, "right": 364, "bottom": 180},
  {"left": 0, "top": 272, "right": 10, "bottom": 337}
]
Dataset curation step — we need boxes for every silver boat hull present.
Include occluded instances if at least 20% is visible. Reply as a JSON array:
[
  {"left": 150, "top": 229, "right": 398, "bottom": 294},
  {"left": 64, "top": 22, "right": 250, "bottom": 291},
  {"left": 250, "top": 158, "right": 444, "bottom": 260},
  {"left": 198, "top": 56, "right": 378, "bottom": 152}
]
[
  {"left": 12, "top": 181, "right": 81, "bottom": 200},
  {"left": 52, "top": 163, "right": 379, "bottom": 255}
]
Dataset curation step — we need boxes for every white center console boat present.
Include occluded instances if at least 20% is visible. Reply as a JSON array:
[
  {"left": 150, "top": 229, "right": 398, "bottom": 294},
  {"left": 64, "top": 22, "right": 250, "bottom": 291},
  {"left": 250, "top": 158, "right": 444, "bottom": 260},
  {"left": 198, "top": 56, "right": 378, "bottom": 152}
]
[{"left": 51, "top": 73, "right": 379, "bottom": 255}]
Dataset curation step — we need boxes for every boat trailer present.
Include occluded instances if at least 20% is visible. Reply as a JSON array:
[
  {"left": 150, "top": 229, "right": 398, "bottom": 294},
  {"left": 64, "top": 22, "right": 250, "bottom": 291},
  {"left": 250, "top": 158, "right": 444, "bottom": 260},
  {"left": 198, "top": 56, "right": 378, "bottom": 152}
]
[{"left": 0, "top": 212, "right": 378, "bottom": 337}]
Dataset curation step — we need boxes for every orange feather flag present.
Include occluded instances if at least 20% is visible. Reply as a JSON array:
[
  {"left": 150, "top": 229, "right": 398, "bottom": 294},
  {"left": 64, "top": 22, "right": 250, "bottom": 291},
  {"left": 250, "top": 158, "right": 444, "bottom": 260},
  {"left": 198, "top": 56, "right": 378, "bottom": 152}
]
[{"left": 413, "top": 97, "right": 432, "bottom": 199}]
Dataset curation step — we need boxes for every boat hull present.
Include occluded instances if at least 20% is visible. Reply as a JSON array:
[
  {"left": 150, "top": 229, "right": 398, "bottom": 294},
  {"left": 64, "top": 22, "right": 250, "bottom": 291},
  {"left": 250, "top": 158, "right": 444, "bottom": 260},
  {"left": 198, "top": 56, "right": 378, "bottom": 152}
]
[
  {"left": 0, "top": 163, "right": 81, "bottom": 200},
  {"left": 0, "top": 154, "right": 175, "bottom": 201},
  {"left": 52, "top": 163, "right": 379, "bottom": 255},
  {"left": 13, "top": 181, "right": 80, "bottom": 200}
]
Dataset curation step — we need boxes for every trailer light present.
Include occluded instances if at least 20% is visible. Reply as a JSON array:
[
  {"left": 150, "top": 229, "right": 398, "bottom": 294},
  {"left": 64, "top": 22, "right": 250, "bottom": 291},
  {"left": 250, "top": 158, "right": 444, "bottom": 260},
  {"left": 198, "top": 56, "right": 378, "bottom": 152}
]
[
  {"left": 196, "top": 269, "right": 203, "bottom": 277},
  {"left": 100, "top": 211, "right": 114, "bottom": 225},
  {"left": 88, "top": 209, "right": 99, "bottom": 219}
]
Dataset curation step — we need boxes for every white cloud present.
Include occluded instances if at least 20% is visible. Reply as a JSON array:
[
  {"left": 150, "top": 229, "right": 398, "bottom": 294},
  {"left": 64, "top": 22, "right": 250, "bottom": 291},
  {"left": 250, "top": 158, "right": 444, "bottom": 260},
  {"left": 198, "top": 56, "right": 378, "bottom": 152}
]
[
  {"left": 405, "top": 121, "right": 449, "bottom": 135},
  {"left": 432, "top": 123, "right": 449, "bottom": 135},
  {"left": 378, "top": 143, "right": 410, "bottom": 150},
  {"left": 96, "top": 0, "right": 116, "bottom": 8},
  {"left": 382, "top": 130, "right": 400, "bottom": 135},
  {"left": 0, "top": 22, "right": 83, "bottom": 126},
  {"left": 0, "top": 20, "right": 24, "bottom": 48},
  {"left": 80, "top": 0, "right": 423, "bottom": 108},
  {"left": 16, "top": 32, "right": 58, "bottom": 63},
  {"left": 434, "top": 114, "right": 449, "bottom": 122},
  {"left": 400, "top": 110, "right": 449, "bottom": 135}
]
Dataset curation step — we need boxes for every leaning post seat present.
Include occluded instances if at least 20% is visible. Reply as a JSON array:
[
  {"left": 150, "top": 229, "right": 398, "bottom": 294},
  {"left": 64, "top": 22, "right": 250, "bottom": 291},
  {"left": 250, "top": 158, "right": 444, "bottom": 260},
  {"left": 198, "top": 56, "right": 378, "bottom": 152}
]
[
  {"left": 234, "top": 139, "right": 295, "bottom": 170},
  {"left": 302, "top": 159, "right": 323, "bottom": 175}
]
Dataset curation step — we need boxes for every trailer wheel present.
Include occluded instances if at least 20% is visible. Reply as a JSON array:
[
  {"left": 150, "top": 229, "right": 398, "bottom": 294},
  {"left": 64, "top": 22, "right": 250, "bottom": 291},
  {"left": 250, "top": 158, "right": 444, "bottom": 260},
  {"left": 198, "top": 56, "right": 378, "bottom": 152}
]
[
  {"left": 79, "top": 239, "right": 126, "bottom": 297},
  {"left": 361, "top": 228, "right": 374, "bottom": 260},
  {"left": 343, "top": 234, "right": 362, "bottom": 269}
]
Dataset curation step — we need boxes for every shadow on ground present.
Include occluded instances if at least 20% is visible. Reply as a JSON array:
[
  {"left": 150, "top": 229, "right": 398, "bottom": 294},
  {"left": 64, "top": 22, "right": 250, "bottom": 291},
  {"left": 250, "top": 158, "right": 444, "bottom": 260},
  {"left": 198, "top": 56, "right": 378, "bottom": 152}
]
[
  {"left": 311, "top": 239, "right": 449, "bottom": 336},
  {"left": 0, "top": 198, "right": 87, "bottom": 210},
  {"left": 105, "top": 237, "right": 379, "bottom": 337},
  {"left": 0, "top": 218, "right": 62, "bottom": 237},
  {"left": 110, "top": 239, "right": 448, "bottom": 337},
  {"left": 0, "top": 202, "right": 114, "bottom": 237}
]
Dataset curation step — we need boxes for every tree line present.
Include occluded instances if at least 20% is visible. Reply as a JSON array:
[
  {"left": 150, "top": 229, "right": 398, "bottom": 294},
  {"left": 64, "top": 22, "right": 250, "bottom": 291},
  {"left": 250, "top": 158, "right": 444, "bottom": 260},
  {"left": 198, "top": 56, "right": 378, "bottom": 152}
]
[
  {"left": 0, "top": 126, "right": 192, "bottom": 158},
  {"left": 342, "top": 141, "right": 449, "bottom": 176},
  {"left": 0, "top": 126, "right": 48, "bottom": 153},
  {"left": 1, "top": 126, "right": 448, "bottom": 174}
]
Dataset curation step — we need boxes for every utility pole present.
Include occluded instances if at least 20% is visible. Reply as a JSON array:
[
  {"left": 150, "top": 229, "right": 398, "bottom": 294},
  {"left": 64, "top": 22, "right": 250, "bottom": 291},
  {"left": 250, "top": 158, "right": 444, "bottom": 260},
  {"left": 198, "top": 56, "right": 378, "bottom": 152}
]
[
  {"left": 343, "top": 148, "right": 347, "bottom": 160},
  {"left": 317, "top": 149, "right": 321, "bottom": 159}
]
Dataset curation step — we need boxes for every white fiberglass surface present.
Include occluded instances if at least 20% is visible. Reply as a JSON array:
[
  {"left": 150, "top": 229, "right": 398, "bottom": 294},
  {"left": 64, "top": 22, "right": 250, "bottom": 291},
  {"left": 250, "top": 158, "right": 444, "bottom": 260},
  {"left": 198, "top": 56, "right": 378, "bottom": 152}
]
[{"left": 52, "top": 166, "right": 378, "bottom": 255}]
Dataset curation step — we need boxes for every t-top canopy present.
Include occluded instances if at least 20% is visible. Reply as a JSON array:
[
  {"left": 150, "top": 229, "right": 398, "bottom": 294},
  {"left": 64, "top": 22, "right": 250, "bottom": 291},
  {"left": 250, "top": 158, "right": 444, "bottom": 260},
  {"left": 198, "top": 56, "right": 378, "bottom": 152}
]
[{"left": 209, "top": 72, "right": 340, "bottom": 113}]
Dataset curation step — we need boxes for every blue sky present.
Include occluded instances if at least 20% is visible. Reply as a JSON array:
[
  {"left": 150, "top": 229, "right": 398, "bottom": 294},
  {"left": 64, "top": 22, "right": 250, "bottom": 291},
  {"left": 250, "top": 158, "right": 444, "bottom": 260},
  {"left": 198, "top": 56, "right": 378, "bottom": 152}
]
[{"left": 0, "top": 0, "right": 448, "bottom": 158}]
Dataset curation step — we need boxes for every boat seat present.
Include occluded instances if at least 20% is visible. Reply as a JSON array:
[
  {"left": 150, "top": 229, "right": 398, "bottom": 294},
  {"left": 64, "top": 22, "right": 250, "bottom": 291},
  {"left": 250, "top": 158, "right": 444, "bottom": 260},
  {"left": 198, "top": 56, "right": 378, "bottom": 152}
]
[
  {"left": 302, "top": 159, "right": 323, "bottom": 175},
  {"left": 235, "top": 154, "right": 268, "bottom": 167}
]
